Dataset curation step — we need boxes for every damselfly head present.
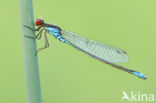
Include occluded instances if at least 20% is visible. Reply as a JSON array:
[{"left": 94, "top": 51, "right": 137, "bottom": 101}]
[{"left": 35, "top": 19, "right": 44, "bottom": 26}]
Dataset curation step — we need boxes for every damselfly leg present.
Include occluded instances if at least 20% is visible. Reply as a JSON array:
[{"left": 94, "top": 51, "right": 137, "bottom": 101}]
[
  {"left": 24, "top": 25, "right": 50, "bottom": 52},
  {"left": 24, "top": 25, "right": 41, "bottom": 31},
  {"left": 24, "top": 25, "right": 42, "bottom": 39},
  {"left": 38, "top": 31, "right": 49, "bottom": 51}
]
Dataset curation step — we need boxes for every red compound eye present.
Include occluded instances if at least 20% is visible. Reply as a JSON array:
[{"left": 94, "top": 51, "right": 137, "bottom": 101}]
[{"left": 35, "top": 19, "right": 44, "bottom": 26}]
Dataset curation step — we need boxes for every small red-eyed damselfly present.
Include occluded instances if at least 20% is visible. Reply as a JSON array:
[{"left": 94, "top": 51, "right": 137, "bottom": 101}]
[{"left": 25, "top": 19, "right": 147, "bottom": 80}]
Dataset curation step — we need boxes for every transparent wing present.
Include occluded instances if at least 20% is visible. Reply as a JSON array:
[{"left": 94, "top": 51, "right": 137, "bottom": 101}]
[
  {"left": 60, "top": 30, "right": 147, "bottom": 79},
  {"left": 61, "top": 30, "right": 128, "bottom": 63}
]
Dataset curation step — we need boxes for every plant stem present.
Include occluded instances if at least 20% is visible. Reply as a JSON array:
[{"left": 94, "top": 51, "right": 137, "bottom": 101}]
[{"left": 19, "top": 0, "right": 42, "bottom": 103}]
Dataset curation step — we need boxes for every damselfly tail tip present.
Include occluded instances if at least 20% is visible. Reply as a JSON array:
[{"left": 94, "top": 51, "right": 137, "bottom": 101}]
[{"left": 132, "top": 71, "right": 147, "bottom": 80}]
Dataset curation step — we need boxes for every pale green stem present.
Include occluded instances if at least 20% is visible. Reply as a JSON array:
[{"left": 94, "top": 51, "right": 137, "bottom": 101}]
[{"left": 19, "top": 0, "right": 42, "bottom": 103}]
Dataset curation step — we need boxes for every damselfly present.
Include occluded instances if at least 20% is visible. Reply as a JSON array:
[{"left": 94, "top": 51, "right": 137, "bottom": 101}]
[{"left": 25, "top": 19, "right": 147, "bottom": 79}]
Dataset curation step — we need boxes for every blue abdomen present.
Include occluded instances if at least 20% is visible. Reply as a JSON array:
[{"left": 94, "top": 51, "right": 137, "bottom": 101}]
[
  {"left": 132, "top": 71, "right": 146, "bottom": 79},
  {"left": 45, "top": 27, "right": 72, "bottom": 45}
]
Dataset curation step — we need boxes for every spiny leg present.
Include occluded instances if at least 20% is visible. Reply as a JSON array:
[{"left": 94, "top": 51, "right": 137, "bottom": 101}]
[
  {"left": 38, "top": 31, "right": 49, "bottom": 51},
  {"left": 34, "top": 29, "right": 43, "bottom": 39},
  {"left": 44, "top": 31, "right": 49, "bottom": 46},
  {"left": 24, "top": 25, "right": 41, "bottom": 31},
  {"left": 25, "top": 29, "right": 44, "bottom": 39}
]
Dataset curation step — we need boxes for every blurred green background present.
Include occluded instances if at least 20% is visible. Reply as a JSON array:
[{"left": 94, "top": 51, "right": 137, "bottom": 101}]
[{"left": 0, "top": 0, "right": 155, "bottom": 103}]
